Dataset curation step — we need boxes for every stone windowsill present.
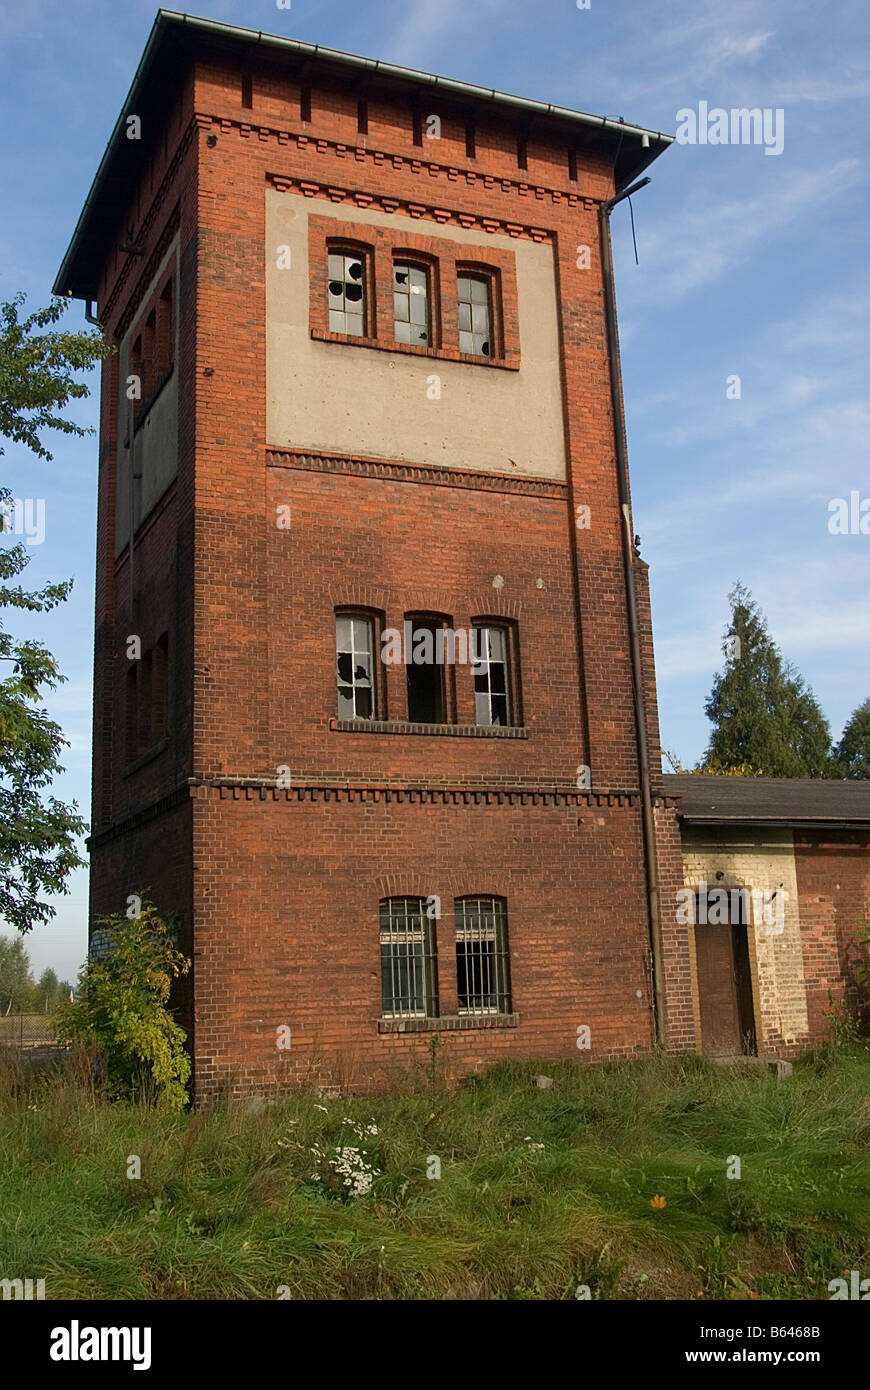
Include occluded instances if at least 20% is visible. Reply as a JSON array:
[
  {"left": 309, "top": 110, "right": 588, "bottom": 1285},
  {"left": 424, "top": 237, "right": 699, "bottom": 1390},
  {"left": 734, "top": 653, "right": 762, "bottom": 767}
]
[
  {"left": 329, "top": 717, "right": 527, "bottom": 738},
  {"left": 378, "top": 1013, "right": 519, "bottom": 1034},
  {"left": 311, "top": 327, "right": 520, "bottom": 371}
]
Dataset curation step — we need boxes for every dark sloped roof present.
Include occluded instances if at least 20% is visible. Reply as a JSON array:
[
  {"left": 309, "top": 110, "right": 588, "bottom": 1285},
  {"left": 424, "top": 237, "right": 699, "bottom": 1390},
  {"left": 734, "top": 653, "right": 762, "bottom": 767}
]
[
  {"left": 54, "top": 8, "right": 673, "bottom": 301},
  {"left": 666, "top": 774, "right": 870, "bottom": 827}
]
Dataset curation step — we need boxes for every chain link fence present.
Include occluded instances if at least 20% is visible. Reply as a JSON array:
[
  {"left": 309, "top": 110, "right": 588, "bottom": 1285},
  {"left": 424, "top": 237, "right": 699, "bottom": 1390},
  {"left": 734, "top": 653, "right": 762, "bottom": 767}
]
[{"left": 0, "top": 1014, "right": 58, "bottom": 1045}]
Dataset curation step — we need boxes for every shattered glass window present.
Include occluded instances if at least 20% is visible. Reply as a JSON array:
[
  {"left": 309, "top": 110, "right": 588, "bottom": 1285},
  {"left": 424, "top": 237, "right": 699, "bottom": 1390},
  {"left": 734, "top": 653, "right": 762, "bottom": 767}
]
[
  {"left": 393, "top": 263, "right": 430, "bottom": 346},
  {"left": 336, "top": 613, "right": 374, "bottom": 719},
  {"left": 457, "top": 274, "right": 492, "bottom": 357},
  {"left": 328, "top": 252, "right": 366, "bottom": 336}
]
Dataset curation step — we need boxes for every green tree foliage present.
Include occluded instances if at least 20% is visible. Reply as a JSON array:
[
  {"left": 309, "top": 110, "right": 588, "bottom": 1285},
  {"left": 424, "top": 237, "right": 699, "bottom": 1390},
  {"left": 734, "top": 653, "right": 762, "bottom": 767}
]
[
  {"left": 58, "top": 904, "right": 191, "bottom": 1110},
  {"left": 702, "top": 583, "right": 835, "bottom": 778},
  {"left": 32, "top": 966, "right": 73, "bottom": 1012},
  {"left": 835, "top": 698, "right": 870, "bottom": 779},
  {"left": 0, "top": 293, "right": 112, "bottom": 934},
  {"left": 0, "top": 933, "right": 36, "bottom": 1012}
]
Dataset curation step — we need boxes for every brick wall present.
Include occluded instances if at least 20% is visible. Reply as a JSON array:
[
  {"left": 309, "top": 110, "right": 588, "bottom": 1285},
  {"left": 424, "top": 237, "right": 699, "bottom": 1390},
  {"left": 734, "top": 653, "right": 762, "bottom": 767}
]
[
  {"left": 82, "top": 34, "right": 685, "bottom": 1102},
  {"left": 794, "top": 830, "right": 870, "bottom": 1039}
]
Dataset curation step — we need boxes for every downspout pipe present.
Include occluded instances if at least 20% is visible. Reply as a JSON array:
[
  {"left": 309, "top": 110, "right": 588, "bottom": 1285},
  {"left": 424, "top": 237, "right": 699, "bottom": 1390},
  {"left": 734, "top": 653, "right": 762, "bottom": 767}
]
[{"left": 598, "top": 176, "right": 666, "bottom": 1048}]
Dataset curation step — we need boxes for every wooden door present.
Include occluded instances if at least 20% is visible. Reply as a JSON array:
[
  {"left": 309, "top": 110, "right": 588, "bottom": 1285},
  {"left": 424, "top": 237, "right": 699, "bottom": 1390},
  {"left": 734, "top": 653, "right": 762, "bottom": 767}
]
[{"left": 695, "top": 921, "right": 743, "bottom": 1056}]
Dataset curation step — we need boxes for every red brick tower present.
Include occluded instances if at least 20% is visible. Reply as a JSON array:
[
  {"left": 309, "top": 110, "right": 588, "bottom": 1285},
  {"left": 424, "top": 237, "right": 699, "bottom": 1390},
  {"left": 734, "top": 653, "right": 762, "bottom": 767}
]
[{"left": 55, "top": 11, "right": 693, "bottom": 1102}]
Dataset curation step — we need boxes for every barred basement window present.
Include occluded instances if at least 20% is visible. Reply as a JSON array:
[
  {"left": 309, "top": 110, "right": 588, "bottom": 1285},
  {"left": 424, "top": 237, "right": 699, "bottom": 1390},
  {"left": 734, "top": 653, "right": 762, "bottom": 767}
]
[
  {"left": 457, "top": 274, "right": 492, "bottom": 357},
  {"left": 393, "top": 262, "right": 430, "bottom": 345},
  {"left": 455, "top": 897, "right": 512, "bottom": 1014},
  {"left": 336, "top": 612, "right": 375, "bottom": 719},
  {"left": 380, "top": 897, "right": 439, "bottom": 1017},
  {"left": 327, "top": 251, "right": 366, "bottom": 335},
  {"left": 472, "top": 624, "right": 510, "bottom": 726}
]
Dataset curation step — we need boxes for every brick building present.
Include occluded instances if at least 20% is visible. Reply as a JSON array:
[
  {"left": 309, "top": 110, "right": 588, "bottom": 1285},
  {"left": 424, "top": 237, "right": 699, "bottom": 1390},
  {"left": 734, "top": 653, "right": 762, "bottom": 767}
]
[{"left": 55, "top": 12, "right": 866, "bottom": 1103}]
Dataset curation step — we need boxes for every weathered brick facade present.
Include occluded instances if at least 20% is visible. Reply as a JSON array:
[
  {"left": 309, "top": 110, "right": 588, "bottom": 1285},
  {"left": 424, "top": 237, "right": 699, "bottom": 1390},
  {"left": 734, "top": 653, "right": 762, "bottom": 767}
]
[{"left": 57, "top": 14, "right": 709, "bottom": 1103}]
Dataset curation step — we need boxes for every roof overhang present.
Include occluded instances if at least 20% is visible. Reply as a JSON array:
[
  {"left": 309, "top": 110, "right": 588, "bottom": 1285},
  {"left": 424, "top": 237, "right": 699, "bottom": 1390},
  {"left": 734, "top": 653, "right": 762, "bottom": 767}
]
[{"left": 54, "top": 8, "right": 673, "bottom": 302}]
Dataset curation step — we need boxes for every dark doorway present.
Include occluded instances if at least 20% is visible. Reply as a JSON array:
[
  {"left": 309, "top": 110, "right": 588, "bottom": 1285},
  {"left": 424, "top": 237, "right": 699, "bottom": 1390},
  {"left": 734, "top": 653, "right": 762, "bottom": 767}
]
[{"left": 694, "top": 889, "right": 757, "bottom": 1056}]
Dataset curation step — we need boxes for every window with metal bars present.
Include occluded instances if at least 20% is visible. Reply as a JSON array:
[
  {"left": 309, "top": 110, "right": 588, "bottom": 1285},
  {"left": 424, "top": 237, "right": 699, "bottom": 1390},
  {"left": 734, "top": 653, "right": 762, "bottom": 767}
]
[
  {"left": 457, "top": 274, "right": 493, "bottom": 357},
  {"left": 327, "top": 249, "right": 367, "bottom": 335},
  {"left": 336, "top": 613, "right": 375, "bottom": 719},
  {"left": 380, "top": 898, "right": 439, "bottom": 1018},
  {"left": 472, "top": 624, "right": 511, "bottom": 726},
  {"left": 455, "top": 897, "right": 511, "bottom": 1014},
  {"left": 393, "top": 262, "right": 430, "bottom": 345}
]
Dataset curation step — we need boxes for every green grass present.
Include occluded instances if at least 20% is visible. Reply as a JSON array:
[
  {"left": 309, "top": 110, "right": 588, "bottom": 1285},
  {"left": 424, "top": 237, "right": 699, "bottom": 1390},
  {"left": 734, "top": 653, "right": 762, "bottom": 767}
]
[{"left": 1, "top": 1045, "right": 868, "bottom": 1300}]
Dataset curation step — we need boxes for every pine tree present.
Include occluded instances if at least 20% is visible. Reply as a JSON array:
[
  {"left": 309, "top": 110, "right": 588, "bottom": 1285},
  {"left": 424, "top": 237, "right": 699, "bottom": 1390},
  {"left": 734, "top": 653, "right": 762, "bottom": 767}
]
[
  {"left": 702, "top": 583, "right": 835, "bottom": 778},
  {"left": 835, "top": 698, "right": 870, "bottom": 779}
]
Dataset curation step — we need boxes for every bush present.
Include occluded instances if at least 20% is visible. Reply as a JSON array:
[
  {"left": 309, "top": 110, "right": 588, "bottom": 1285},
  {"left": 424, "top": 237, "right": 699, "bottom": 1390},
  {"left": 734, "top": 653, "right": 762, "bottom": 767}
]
[{"left": 58, "top": 903, "right": 190, "bottom": 1110}]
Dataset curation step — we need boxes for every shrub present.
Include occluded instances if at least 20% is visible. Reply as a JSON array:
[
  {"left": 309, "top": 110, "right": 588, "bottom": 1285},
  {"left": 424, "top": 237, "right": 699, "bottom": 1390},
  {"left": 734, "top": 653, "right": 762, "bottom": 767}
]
[{"left": 57, "top": 903, "right": 190, "bottom": 1110}]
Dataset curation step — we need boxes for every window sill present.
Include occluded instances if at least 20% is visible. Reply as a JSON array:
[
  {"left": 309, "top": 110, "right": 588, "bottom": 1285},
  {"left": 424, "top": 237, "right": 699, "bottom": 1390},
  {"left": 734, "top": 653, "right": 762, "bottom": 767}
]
[
  {"left": 329, "top": 718, "right": 527, "bottom": 738},
  {"left": 311, "top": 328, "right": 520, "bottom": 371},
  {"left": 123, "top": 737, "right": 168, "bottom": 778},
  {"left": 378, "top": 1013, "right": 519, "bottom": 1034}
]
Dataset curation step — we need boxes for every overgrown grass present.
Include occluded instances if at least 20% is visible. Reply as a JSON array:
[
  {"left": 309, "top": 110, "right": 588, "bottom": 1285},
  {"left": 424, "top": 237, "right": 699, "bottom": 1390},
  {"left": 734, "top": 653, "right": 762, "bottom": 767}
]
[{"left": 1, "top": 1044, "right": 868, "bottom": 1300}]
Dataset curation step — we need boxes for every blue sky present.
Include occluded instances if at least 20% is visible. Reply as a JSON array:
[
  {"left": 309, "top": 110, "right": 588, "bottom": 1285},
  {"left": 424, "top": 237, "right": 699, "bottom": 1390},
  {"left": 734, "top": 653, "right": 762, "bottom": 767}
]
[{"left": 1, "top": 0, "right": 868, "bottom": 980}]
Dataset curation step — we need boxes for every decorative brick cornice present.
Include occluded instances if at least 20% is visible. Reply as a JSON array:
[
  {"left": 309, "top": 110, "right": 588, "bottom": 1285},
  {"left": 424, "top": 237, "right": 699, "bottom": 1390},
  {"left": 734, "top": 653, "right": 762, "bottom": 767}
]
[
  {"left": 265, "top": 448, "right": 567, "bottom": 499},
  {"left": 190, "top": 776, "right": 643, "bottom": 808}
]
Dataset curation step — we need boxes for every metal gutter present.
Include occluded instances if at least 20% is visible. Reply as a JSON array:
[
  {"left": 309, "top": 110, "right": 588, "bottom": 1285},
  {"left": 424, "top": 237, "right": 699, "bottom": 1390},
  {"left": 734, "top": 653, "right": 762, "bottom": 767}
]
[{"left": 54, "top": 8, "right": 672, "bottom": 298}]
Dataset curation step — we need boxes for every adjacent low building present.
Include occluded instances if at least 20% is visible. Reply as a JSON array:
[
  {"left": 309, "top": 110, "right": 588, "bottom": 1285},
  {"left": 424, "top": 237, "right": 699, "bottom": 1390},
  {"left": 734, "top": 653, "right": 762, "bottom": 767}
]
[{"left": 668, "top": 775, "right": 870, "bottom": 1059}]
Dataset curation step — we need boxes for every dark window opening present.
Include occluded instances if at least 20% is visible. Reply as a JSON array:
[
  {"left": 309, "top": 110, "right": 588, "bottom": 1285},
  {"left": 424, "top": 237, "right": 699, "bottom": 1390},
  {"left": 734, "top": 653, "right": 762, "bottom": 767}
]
[
  {"left": 412, "top": 109, "right": 423, "bottom": 146},
  {"left": 517, "top": 136, "right": 528, "bottom": 170},
  {"left": 357, "top": 99, "right": 368, "bottom": 135},
  {"left": 125, "top": 666, "right": 138, "bottom": 763},
  {"left": 380, "top": 897, "right": 439, "bottom": 1017},
  {"left": 241, "top": 72, "right": 253, "bottom": 109},
  {"left": 406, "top": 620, "right": 445, "bottom": 724},
  {"left": 568, "top": 149, "right": 578, "bottom": 182},
  {"left": 137, "top": 648, "right": 153, "bottom": 755},
  {"left": 153, "top": 633, "right": 169, "bottom": 742},
  {"left": 455, "top": 897, "right": 511, "bottom": 1014},
  {"left": 465, "top": 123, "right": 476, "bottom": 159},
  {"left": 300, "top": 85, "right": 311, "bottom": 123}
]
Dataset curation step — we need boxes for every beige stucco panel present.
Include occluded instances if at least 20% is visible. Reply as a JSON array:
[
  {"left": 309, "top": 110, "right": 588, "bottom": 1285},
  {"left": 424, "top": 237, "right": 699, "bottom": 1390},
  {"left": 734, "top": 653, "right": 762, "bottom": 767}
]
[
  {"left": 265, "top": 191, "right": 567, "bottom": 479},
  {"left": 682, "top": 827, "right": 810, "bottom": 1050}
]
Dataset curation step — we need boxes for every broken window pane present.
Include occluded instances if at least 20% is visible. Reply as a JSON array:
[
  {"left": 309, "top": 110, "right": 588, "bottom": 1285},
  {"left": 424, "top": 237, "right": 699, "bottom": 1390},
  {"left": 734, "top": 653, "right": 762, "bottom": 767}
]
[
  {"left": 380, "top": 897, "right": 439, "bottom": 1017},
  {"left": 327, "top": 251, "right": 367, "bottom": 335},
  {"left": 393, "top": 262, "right": 429, "bottom": 345},
  {"left": 457, "top": 275, "right": 493, "bottom": 357},
  {"left": 335, "top": 613, "right": 375, "bottom": 719},
  {"left": 472, "top": 624, "right": 510, "bottom": 726}
]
